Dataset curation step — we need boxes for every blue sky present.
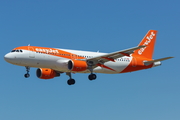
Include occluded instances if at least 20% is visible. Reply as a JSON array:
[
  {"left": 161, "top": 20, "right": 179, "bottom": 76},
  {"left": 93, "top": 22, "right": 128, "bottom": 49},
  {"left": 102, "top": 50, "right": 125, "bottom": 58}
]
[{"left": 0, "top": 0, "right": 179, "bottom": 120}]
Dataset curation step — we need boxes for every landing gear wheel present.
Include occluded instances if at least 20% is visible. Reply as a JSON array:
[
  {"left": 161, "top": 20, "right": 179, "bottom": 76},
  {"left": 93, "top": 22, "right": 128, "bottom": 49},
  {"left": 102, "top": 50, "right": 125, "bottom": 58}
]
[
  {"left": 24, "top": 73, "right": 30, "bottom": 78},
  {"left": 88, "top": 74, "right": 97, "bottom": 80},
  {"left": 24, "top": 66, "right": 30, "bottom": 78},
  {"left": 67, "top": 79, "right": 75, "bottom": 85}
]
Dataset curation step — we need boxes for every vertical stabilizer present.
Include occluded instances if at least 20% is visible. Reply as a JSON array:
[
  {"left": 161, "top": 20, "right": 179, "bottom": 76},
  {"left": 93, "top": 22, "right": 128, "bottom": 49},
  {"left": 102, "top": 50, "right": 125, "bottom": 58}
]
[{"left": 133, "top": 30, "right": 157, "bottom": 59}]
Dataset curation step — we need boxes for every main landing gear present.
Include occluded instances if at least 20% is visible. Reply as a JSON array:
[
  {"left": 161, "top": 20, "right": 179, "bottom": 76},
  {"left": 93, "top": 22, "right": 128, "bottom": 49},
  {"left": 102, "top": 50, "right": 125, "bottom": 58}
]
[
  {"left": 65, "top": 62, "right": 97, "bottom": 85},
  {"left": 88, "top": 73, "right": 97, "bottom": 80},
  {"left": 66, "top": 72, "right": 97, "bottom": 85},
  {"left": 88, "top": 64, "right": 97, "bottom": 81},
  {"left": 66, "top": 72, "right": 75, "bottom": 85},
  {"left": 24, "top": 66, "right": 30, "bottom": 78}
]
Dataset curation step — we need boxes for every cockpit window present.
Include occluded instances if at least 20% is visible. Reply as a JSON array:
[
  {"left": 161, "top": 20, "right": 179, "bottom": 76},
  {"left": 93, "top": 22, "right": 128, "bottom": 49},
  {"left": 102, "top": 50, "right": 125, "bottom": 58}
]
[{"left": 11, "top": 49, "right": 23, "bottom": 52}]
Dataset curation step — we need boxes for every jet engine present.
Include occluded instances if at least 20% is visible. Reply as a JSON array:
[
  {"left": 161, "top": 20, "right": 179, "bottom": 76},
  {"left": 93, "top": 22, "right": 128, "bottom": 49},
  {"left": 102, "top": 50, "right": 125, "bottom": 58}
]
[
  {"left": 36, "top": 68, "right": 60, "bottom": 79},
  {"left": 68, "top": 60, "right": 87, "bottom": 72}
]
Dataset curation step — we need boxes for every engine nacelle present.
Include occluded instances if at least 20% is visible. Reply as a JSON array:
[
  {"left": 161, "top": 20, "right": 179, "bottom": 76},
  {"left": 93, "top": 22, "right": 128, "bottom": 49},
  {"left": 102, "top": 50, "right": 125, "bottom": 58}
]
[
  {"left": 68, "top": 60, "right": 88, "bottom": 72},
  {"left": 36, "top": 68, "right": 60, "bottom": 79}
]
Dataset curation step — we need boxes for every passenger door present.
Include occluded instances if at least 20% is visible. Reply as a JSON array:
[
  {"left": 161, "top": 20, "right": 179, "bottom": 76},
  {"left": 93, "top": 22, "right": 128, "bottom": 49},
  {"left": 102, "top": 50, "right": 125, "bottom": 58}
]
[{"left": 29, "top": 47, "right": 35, "bottom": 58}]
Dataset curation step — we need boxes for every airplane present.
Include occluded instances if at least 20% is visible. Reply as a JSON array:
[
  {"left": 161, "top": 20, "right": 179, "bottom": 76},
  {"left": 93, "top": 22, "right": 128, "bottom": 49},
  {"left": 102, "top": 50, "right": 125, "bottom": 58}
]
[{"left": 4, "top": 30, "right": 173, "bottom": 85}]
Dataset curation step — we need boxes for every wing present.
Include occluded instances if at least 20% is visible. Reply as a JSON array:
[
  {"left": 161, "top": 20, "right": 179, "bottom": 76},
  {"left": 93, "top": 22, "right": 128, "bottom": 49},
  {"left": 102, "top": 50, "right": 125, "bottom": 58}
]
[{"left": 77, "top": 45, "right": 146, "bottom": 65}]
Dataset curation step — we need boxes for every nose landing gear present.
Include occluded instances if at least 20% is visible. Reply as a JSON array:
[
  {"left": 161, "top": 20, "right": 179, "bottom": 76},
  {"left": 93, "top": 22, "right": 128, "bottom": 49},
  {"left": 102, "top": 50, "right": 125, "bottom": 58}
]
[{"left": 24, "top": 66, "right": 30, "bottom": 78}]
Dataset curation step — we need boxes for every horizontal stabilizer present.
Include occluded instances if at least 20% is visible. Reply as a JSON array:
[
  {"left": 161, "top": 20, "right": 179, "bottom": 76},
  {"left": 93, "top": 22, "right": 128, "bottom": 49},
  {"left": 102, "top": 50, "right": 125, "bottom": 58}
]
[{"left": 144, "top": 57, "right": 174, "bottom": 66}]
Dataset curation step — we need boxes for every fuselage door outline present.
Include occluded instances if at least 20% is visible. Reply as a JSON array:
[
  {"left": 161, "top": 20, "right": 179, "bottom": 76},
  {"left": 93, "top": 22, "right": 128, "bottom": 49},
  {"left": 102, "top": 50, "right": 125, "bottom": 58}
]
[{"left": 29, "top": 47, "right": 35, "bottom": 58}]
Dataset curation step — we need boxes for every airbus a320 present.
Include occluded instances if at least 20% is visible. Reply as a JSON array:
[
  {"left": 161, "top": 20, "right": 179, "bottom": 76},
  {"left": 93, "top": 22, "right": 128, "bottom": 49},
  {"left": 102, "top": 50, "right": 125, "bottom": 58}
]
[{"left": 4, "top": 30, "right": 173, "bottom": 85}]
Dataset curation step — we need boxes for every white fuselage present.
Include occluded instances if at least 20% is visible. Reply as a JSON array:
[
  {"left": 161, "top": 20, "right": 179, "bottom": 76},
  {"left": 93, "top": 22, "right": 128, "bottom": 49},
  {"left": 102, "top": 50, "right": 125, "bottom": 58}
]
[{"left": 4, "top": 48, "right": 132, "bottom": 74}]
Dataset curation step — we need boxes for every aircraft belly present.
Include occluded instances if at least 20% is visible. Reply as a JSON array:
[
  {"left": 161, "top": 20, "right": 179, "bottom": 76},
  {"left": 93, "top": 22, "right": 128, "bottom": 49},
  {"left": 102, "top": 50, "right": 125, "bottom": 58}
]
[
  {"left": 97, "top": 61, "right": 130, "bottom": 74},
  {"left": 19, "top": 53, "right": 59, "bottom": 68},
  {"left": 93, "top": 67, "right": 104, "bottom": 73}
]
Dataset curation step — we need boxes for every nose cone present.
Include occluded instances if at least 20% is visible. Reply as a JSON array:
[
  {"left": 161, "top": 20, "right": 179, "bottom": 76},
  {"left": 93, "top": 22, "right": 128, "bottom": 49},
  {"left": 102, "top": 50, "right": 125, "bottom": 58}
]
[{"left": 4, "top": 53, "right": 15, "bottom": 63}]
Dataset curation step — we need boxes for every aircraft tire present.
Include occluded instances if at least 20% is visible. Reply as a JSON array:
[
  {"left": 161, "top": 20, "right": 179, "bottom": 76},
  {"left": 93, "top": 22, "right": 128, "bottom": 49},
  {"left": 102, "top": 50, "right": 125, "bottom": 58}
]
[
  {"left": 88, "top": 74, "right": 97, "bottom": 80},
  {"left": 67, "top": 79, "right": 75, "bottom": 85},
  {"left": 24, "top": 73, "right": 30, "bottom": 78}
]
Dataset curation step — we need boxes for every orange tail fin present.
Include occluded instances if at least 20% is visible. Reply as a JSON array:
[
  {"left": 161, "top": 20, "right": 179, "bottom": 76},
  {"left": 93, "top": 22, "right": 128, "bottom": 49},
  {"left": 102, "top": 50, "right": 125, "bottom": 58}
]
[{"left": 133, "top": 30, "right": 158, "bottom": 59}]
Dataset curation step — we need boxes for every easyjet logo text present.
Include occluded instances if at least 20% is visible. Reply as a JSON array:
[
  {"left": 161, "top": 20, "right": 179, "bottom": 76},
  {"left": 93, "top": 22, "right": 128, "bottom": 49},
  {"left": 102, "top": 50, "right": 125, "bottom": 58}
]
[
  {"left": 35, "top": 48, "right": 59, "bottom": 53},
  {"left": 138, "top": 32, "right": 155, "bottom": 55}
]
